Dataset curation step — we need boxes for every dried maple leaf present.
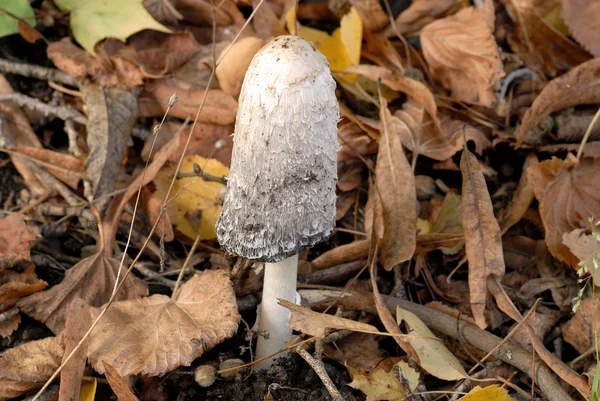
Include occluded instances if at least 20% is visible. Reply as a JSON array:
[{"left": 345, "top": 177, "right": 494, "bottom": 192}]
[
  {"left": 0, "top": 264, "right": 47, "bottom": 312},
  {"left": 18, "top": 253, "right": 148, "bottom": 334},
  {"left": 0, "top": 334, "right": 64, "bottom": 400},
  {"left": 0, "top": 215, "right": 38, "bottom": 271},
  {"left": 527, "top": 154, "right": 600, "bottom": 269},
  {"left": 460, "top": 147, "right": 505, "bottom": 329},
  {"left": 87, "top": 270, "right": 240, "bottom": 376},
  {"left": 517, "top": 58, "right": 600, "bottom": 144},
  {"left": 561, "top": 0, "right": 600, "bottom": 57},
  {"left": 501, "top": 0, "right": 591, "bottom": 78},
  {"left": 421, "top": 6, "right": 504, "bottom": 106}
]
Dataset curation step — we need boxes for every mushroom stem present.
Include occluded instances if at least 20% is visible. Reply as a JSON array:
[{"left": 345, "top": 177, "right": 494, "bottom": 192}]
[{"left": 255, "top": 253, "right": 298, "bottom": 369}]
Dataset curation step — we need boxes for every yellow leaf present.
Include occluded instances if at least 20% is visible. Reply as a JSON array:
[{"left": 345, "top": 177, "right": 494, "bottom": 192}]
[
  {"left": 339, "top": 7, "right": 362, "bottom": 65},
  {"left": 347, "top": 360, "right": 419, "bottom": 401},
  {"left": 79, "top": 379, "right": 97, "bottom": 401},
  {"left": 458, "top": 385, "right": 517, "bottom": 401},
  {"left": 154, "top": 156, "right": 228, "bottom": 241}
]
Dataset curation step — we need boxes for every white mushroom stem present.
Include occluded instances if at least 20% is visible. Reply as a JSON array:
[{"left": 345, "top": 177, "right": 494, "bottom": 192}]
[{"left": 255, "top": 254, "right": 298, "bottom": 370}]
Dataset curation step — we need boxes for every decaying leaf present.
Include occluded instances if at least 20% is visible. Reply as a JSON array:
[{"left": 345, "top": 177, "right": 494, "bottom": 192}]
[
  {"left": 280, "top": 299, "right": 378, "bottom": 338},
  {"left": 457, "top": 385, "right": 517, "bottom": 401},
  {"left": 348, "top": 0, "right": 388, "bottom": 31},
  {"left": 517, "top": 58, "right": 600, "bottom": 144},
  {"left": 81, "top": 80, "right": 139, "bottom": 213},
  {"left": 0, "top": 334, "right": 65, "bottom": 400},
  {"left": 421, "top": 5, "right": 504, "bottom": 106},
  {"left": 0, "top": 313, "right": 20, "bottom": 339},
  {"left": 562, "top": 298, "right": 600, "bottom": 354},
  {"left": 563, "top": 228, "right": 600, "bottom": 284},
  {"left": 11, "top": 146, "right": 85, "bottom": 189},
  {"left": 528, "top": 154, "right": 600, "bottom": 269},
  {"left": 0, "top": 264, "right": 47, "bottom": 312},
  {"left": 396, "top": 306, "right": 467, "bottom": 381},
  {"left": 376, "top": 90, "right": 416, "bottom": 269},
  {"left": 323, "top": 332, "right": 386, "bottom": 371},
  {"left": 18, "top": 253, "right": 148, "bottom": 334},
  {"left": 460, "top": 147, "right": 505, "bottom": 329},
  {"left": 499, "top": 154, "right": 538, "bottom": 234},
  {"left": 347, "top": 359, "right": 419, "bottom": 401},
  {"left": 561, "top": 0, "right": 600, "bottom": 57},
  {"left": 0, "top": 215, "right": 38, "bottom": 271},
  {"left": 0, "top": 0, "right": 35, "bottom": 39},
  {"left": 154, "top": 155, "right": 228, "bottom": 241},
  {"left": 216, "top": 36, "right": 265, "bottom": 98},
  {"left": 430, "top": 191, "right": 464, "bottom": 254},
  {"left": 385, "top": 0, "right": 459, "bottom": 36},
  {"left": 87, "top": 270, "right": 240, "bottom": 376},
  {"left": 103, "top": 362, "right": 141, "bottom": 401}
]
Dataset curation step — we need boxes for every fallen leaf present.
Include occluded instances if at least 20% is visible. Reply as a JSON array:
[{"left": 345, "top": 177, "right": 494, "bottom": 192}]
[
  {"left": 12, "top": 146, "right": 85, "bottom": 189},
  {"left": 499, "top": 153, "right": 538, "bottom": 234},
  {"left": 0, "top": 0, "right": 35, "bottom": 39},
  {"left": 517, "top": 58, "right": 600, "bottom": 144},
  {"left": 362, "top": 31, "right": 405, "bottom": 72},
  {"left": 0, "top": 334, "right": 65, "bottom": 400},
  {"left": 511, "top": 311, "right": 559, "bottom": 352},
  {"left": 347, "top": 359, "right": 419, "bottom": 401},
  {"left": 528, "top": 154, "right": 600, "bottom": 269},
  {"left": 0, "top": 215, "right": 38, "bottom": 271},
  {"left": 457, "top": 385, "right": 517, "bottom": 401},
  {"left": 103, "top": 362, "right": 141, "bottom": 401},
  {"left": 173, "top": 0, "right": 245, "bottom": 27},
  {"left": 376, "top": 89, "right": 416, "bottom": 270},
  {"left": 139, "top": 187, "right": 174, "bottom": 242},
  {"left": 280, "top": 299, "right": 378, "bottom": 338},
  {"left": 309, "top": 239, "right": 370, "bottom": 270},
  {"left": 55, "top": 0, "right": 171, "bottom": 54},
  {"left": 348, "top": 0, "right": 388, "bottom": 31},
  {"left": 562, "top": 298, "right": 600, "bottom": 354},
  {"left": 81, "top": 80, "right": 139, "bottom": 213},
  {"left": 431, "top": 191, "right": 464, "bottom": 254},
  {"left": 79, "top": 379, "right": 97, "bottom": 401},
  {"left": 154, "top": 155, "right": 228, "bottom": 241},
  {"left": 18, "top": 253, "right": 148, "bottom": 334},
  {"left": 0, "top": 313, "right": 20, "bottom": 338},
  {"left": 0, "top": 264, "right": 47, "bottom": 312},
  {"left": 251, "top": 0, "right": 285, "bottom": 39},
  {"left": 421, "top": 6, "right": 504, "bottom": 106},
  {"left": 460, "top": 147, "right": 505, "bottom": 329},
  {"left": 384, "top": 0, "right": 460, "bottom": 36},
  {"left": 561, "top": 0, "right": 600, "bottom": 57},
  {"left": 563, "top": 228, "right": 600, "bottom": 284},
  {"left": 501, "top": 0, "right": 591, "bottom": 78},
  {"left": 216, "top": 36, "right": 265, "bottom": 98},
  {"left": 396, "top": 306, "right": 467, "bottom": 381},
  {"left": 87, "top": 270, "right": 240, "bottom": 376},
  {"left": 323, "top": 333, "right": 385, "bottom": 371}
]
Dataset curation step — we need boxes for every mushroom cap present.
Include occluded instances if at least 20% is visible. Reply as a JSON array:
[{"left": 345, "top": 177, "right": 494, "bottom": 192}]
[{"left": 216, "top": 35, "right": 340, "bottom": 263}]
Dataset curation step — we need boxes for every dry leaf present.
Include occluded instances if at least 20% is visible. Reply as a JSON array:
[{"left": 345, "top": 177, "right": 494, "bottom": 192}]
[
  {"left": 528, "top": 154, "right": 600, "bottom": 269},
  {"left": 0, "top": 215, "right": 38, "bottom": 271},
  {"left": 216, "top": 36, "right": 265, "bottom": 98},
  {"left": 396, "top": 306, "right": 467, "bottom": 381},
  {"left": 0, "top": 264, "right": 47, "bottom": 312},
  {"left": 460, "top": 147, "right": 505, "bottom": 329},
  {"left": 11, "top": 146, "right": 84, "bottom": 189},
  {"left": 81, "top": 80, "right": 138, "bottom": 213},
  {"left": 0, "top": 334, "right": 64, "bottom": 400},
  {"left": 562, "top": 298, "right": 600, "bottom": 354},
  {"left": 563, "top": 228, "right": 600, "bottom": 284},
  {"left": 87, "top": 270, "right": 240, "bottom": 376},
  {"left": 139, "top": 187, "right": 174, "bottom": 242},
  {"left": 421, "top": 6, "right": 504, "bottom": 106},
  {"left": 280, "top": 299, "right": 378, "bottom": 338},
  {"left": 347, "top": 359, "right": 419, "bottom": 401},
  {"left": 501, "top": 0, "right": 591, "bottom": 78},
  {"left": 499, "top": 154, "right": 538, "bottom": 234},
  {"left": 0, "top": 313, "right": 20, "bottom": 339},
  {"left": 348, "top": 0, "right": 388, "bottom": 31},
  {"left": 561, "top": 0, "right": 600, "bottom": 57},
  {"left": 18, "top": 253, "right": 148, "bottom": 334},
  {"left": 309, "top": 239, "right": 370, "bottom": 270},
  {"left": 376, "top": 91, "right": 416, "bottom": 269},
  {"left": 385, "top": 0, "right": 460, "bottom": 36},
  {"left": 457, "top": 385, "right": 517, "bottom": 401},
  {"left": 517, "top": 58, "right": 600, "bottom": 143},
  {"left": 153, "top": 155, "right": 228, "bottom": 241},
  {"left": 362, "top": 31, "right": 405, "bottom": 72},
  {"left": 251, "top": 0, "right": 285, "bottom": 39},
  {"left": 431, "top": 191, "right": 464, "bottom": 254},
  {"left": 323, "top": 332, "right": 385, "bottom": 371},
  {"left": 103, "top": 362, "right": 141, "bottom": 401}
]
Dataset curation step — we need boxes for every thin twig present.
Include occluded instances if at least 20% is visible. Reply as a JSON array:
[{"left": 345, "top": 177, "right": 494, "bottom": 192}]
[
  {"left": 177, "top": 163, "right": 227, "bottom": 185},
  {"left": 0, "top": 58, "right": 78, "bottom": 87},
  {"left": 297, "top": 347, "right": 344, "bottom": 401},
  {"left": 0, "top": 93, "right": 86, "bottom": 125},
  {"left": 576, "top": 106, "right": 600, "bottom": 160},
  {"left": 0, "top": 307, "right": 19, "bottom": 322},
  {"left": 172, "top": 234, "right": 202, "bottom": 299}
]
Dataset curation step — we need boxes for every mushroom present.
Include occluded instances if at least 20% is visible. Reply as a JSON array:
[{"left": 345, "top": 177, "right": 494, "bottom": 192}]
[{"left": 216, "top": 35, "right": 339, "bottom": 369}]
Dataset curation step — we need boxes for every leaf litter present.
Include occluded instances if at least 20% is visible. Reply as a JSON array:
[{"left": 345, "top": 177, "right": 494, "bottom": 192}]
[{"left": 1, "top": 1, "right": 600, "bottom": 401}]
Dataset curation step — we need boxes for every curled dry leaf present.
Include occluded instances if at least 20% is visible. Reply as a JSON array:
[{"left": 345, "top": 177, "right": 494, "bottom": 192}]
[
  {"left": 0, "top": 334, "right": 64, "bottom": 401},
  {"left": 18, "top": 253, "right": 148, "bottom": 334},
  {"left": 87, "top": 270, "right": 240, "bottom": 376},
  {"left": 0, "top": 264, "right": 47, "bottom": 312},
  {"left": 501, "top": 0, "right": 591, "bottom": 78},
  {"left": 11, "top": 147, "right": 84, "bottom": 189},
  {"left": 499, "top": 153, "right": 538, "bottom": 234},
  {"left": 563, "top": 228, "right": 600, "bottom": 285},
  {"left": 561, "top": 0, "right": 600, "bottom": 57},
  {"left": 421, "top": 6, "right": 504, "bottom": 106},
  {"left": 384, "top": 0, "right": 459, "bottom": 36},
  {"left": 460, "top": 147, "right": 505, "bottom": 329},
  {"left": 280, "top": 299, "right": 378, "bottom": 338},
  {"left": 517, "top": 58, "right": 600, "bottom": 143},
  {"left": 348, "top": 0, "right": 388, "bottom": 31},
  {"left": 528, "top": 154, "right": 600, "bottom": 269},
  {"left": 251, "top": 0, "right": 285, "bottom": 39},
  {"left": 0, "top": 215, "right": 38, "bottom": 271},
  {"left": 216, "top": 36, "right": 265, "bottom": 98},
  {"left": 0, "top": 313, "right": 20, "bottom": 339},
  {"left": 562, "top": 298, "right": 600, "bottom": 354},
  {"left": 347, "top": 359, "right": 419, "bottom": 401},
  {"left": 102, "top": 362, "right": 141, "bottom": 401},
  {"left": 376, "top": 91, "right": 416, "bottom": 269}
]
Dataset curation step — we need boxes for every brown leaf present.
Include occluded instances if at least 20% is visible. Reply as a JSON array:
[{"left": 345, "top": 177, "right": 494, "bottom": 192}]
[
  {"left": 12, "top": 146, "right": 85, "bottom": 189},
  {"left": 563, "top": 228, "right": 600, "bottom": 284},
  {"left": 517, "top": 58, "right": 600, "bottom": 143},
  {"left": 87, "top": 270, "right": 240, "bottom": 376},
  {"left": 376, "top": 90, "right": 416, "bottom": 270},
  {"left": 59, "top": 299, "right": 92, "bottom": 401},
  {"left": 348, "top": 0, "right": 388, "bottom": 31},
  {"left": 0, "top": 313, "right": 20, "bottom": 339},
  {"left": 562, "top": 0, "right": 600, "bottom": 57},
  {"left": 216, "top": 36, "right": 265, "bottom": 98},
  {"left": 18, "top": 253, "right": 148, "bottom": 334},
  {"left": 337, "top": 120, "right": 378, "bottom": 163},
  {"left": 460, "top": 147, "right": 505, "bottom": 329},
  {"left": 499, "top": 153, "right": 538, "bottom": 234},
  {"left": 310, "top": 239, "right": 370, "bottom": 271},
  {"left": 0, "top": 215, "right": 38, "bottom": 271},
  {"left": 81, "top": 80, "right": 139, "bottom": 214},
  {"left": 140, "top": 188, "right": 174, "bottom": 242},
  {"left": 0, "top": 334, "right": 65, "bottom": 400},
  {"left": 421, "top": 6, "right": 504, "bottom": 106},
  {"left": 103, "top": 362, "right": 141, "bottom": 401},
  {"left": 323, "top": 333, "right": 385, "bottom": 371},
  {"left": 527, "top": 154, "right": 600, "bottom": 269},
  {"left": 0, "top": 264, "right": 47, "bottom": 312},
  {"left": 17, "top": 20, "right": 43, "bottom": 43},
  {"left": 430, "top": 191, "right": 464, "bottom": 254},
  {"left": 362, "top": 31, "right": 405, "bottom": 72},
  {"left": 139, "top": 79, "right": 237, "bottom": 124},
  {"left": 384, "top": 0, "right": 460, "bottom": 36},
  {"left": 562, "top": 298, "right": 600, "bottom": 354},
  {"left": 501, "top": 0, "right": 591, "bottom": 78},
  {"left": 251, "top": 0, "right": 285, "bottom": 39}
]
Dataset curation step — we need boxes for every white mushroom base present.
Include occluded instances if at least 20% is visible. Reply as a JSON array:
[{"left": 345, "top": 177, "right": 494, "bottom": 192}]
[{"left": 255, "top": 254, "right": 298, "bottom": 370}]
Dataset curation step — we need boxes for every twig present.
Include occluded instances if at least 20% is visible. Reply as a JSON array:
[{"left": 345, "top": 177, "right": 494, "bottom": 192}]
[
  {"left": 0, "top": 307, "right": 19, "bottom": 322},
  {"left": 297, "top": 347, "right": 344, "bottom": 401},
  {"left": 0, "top": 58, "right": 78, "bottom": 87},
  {"left": 176, "top": 162, "right": 227, "bottom": 185},
  {"left": 576, "top": 106, "right": 600, "bottom": 160},
  {"left": 0, "top": 93, "right": 86, "bottom": 125},
  {"left": 64, "top": 119, "right": 84, "bottom": 157}
]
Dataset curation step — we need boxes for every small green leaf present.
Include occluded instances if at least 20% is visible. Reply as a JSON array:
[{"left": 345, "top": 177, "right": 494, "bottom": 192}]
[
  {"left": 55, "top": 0, "right": 171, "bottom": 54},
  {"left": 0, "top": 0, "right": 35, "bottom": 39}
]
